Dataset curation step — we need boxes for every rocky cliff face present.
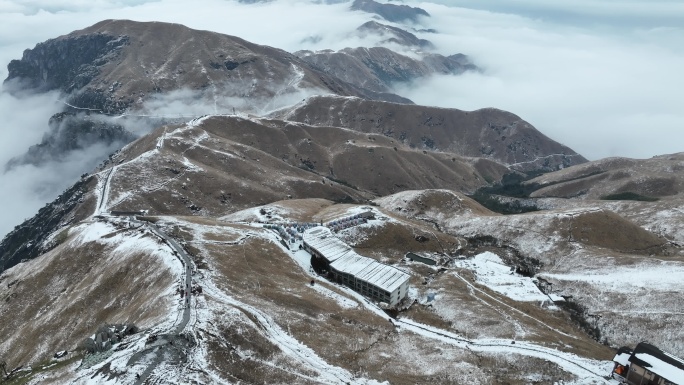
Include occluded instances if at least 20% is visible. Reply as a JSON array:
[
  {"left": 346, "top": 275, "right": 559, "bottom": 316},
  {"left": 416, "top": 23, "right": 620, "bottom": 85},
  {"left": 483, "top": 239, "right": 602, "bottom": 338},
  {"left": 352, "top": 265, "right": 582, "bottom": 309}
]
[
  {"left": 5, "top": 34, "right": 129, "bottom": 99},
  {"left": 5, "top": 112, "right": 136, "bottom": 168},
  {"left": 0, "top": 175, "right": 95, "bottom": 272}
]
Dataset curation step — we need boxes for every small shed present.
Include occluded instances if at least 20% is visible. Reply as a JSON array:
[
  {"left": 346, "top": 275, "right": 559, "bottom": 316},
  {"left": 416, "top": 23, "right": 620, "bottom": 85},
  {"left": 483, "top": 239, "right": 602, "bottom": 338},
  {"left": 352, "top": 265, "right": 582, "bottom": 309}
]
[
  {"left": 406, "top": 252, "right": 437, "bottom": 266},
  {"left": 611, "top": 342, "right": 684, "bottom": 385},
  {"left": 110, "top": 210, "right": 147, "bottom": 216},
  {"left": 358, "top": 210, "right": 375, "bottom": 219}
]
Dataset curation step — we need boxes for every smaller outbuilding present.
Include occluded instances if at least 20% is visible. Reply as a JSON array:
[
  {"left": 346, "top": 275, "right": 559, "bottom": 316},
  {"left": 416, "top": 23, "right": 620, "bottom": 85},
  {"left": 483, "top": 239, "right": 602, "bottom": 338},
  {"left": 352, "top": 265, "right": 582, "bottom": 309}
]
[
  {"left": 110, "top": 210, "right": 147, "bottom": 216},
  {"left": 611, "top": 342, "right": 684, "bottom": 385},
  {"left": 406, "top": 252, "right": 438, "bottom": 266}
]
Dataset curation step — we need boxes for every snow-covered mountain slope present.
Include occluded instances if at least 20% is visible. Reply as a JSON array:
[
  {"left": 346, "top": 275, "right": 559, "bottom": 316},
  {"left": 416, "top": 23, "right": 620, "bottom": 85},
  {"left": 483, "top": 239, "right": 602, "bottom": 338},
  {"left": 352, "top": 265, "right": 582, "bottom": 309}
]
[
  {"left": 1, "top": 118, "right": 682, "bottom": 382},
  {"left": 0, "top": 169, "right": 625, "bottom": 385},
  {"left": 384, "top": 194, "right": 684, "bottom": 356},
  {"left": 0, "top": 219, "right": 183, "bottom": 368}
]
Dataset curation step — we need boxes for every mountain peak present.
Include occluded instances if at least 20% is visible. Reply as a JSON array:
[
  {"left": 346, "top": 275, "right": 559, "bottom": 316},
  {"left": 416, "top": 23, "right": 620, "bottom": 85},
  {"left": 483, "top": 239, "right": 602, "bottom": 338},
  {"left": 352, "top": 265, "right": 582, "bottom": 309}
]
[
  {"left": 357, "top": 20, "right": 434, "bottom": 49},
  {"left": 351, "top": 0, "right": 430, "bottom": 22}
]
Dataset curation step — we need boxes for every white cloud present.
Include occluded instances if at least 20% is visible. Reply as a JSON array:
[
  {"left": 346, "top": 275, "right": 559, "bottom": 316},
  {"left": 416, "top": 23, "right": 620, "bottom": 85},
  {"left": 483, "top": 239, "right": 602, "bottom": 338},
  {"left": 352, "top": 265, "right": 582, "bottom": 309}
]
[
  {"left": 0, "top": 89, "right": 100, "bottom": 237},
  {"left": 415, "top": 0, "right": 684, "bottom": 30},
  {"left": 395, "top": 1, "right": 684, "bottom": 160}
]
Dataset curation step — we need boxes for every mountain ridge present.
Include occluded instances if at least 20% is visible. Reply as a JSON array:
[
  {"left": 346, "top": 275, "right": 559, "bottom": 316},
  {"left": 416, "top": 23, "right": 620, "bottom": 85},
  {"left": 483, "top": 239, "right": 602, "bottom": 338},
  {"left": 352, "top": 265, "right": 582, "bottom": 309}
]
[
  {"left": 1, "top": 16, "right": 682, "bottom": 384},
  {"left": 273, "top": 94, "right": 587, "bottom": 172}
]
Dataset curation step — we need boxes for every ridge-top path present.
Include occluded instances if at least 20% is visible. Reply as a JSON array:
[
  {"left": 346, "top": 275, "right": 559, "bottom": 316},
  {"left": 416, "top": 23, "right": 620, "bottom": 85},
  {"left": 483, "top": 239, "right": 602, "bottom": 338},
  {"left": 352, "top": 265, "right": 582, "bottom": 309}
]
[{"left": 95, "top": 163, "right": 196, "bottom": 384}]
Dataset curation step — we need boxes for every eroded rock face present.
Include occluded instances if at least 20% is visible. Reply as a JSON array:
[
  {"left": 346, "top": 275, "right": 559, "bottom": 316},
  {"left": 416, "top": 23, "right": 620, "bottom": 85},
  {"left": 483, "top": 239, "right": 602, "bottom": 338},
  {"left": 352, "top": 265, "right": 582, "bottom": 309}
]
[
  {"left": 5, "top": 33, "right": 129, "bottom": 98},
  {"left": 0, "top": 176, "right": 94, "bottom": 272}
]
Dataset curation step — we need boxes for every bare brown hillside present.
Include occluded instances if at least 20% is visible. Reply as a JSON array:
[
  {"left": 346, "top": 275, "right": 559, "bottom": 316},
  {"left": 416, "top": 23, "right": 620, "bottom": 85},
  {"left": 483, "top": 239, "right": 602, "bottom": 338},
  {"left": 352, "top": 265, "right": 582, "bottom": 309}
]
[
  {"left": 374, "top": 189, "right": 497, "bottom": 220},
  {"left": 569, "top": 210, "right": 666, "bottom": 253},
  {"left": 528, "top": 153, "right": 684, "bottom": 199},
  {"left": 0, "top": 221, "right": 180, "bottom": 367},
  {"left": 273, "top": 95, "right": 586, "bottom": 172},
  {"left": 6, "top": 20, "right": 410, "bottom": 113},
  {"left": 102, "top": 115, "right": 508, "bottom": 217}
]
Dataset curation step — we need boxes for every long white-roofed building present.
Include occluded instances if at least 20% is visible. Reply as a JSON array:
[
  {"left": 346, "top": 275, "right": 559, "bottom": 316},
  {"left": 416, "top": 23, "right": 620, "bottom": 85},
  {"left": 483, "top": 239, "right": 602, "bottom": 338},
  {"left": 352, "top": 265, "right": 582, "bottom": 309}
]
[{"left": 303, "top": 226, "right": 410, "bottom": 306}]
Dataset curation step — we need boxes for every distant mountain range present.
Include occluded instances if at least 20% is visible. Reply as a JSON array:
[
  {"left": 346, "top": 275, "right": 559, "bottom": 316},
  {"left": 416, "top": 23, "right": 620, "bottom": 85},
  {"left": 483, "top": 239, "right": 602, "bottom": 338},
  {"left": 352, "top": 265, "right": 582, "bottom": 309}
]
[
  {"left": 3, "top": 19, "right": 572, "bottom": 174},
  {"left": 0, "top": 18, "right": 587, "bottom": 271},
  {"left": 4, "top": 19, "right": 410, "bottom": 167}
]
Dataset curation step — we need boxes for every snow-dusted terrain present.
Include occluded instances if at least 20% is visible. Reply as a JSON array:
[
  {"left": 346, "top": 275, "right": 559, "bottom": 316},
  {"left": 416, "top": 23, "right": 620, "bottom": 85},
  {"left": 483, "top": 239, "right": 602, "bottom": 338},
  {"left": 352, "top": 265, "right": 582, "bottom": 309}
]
[
  {"left": 453, "top": 251, "right": 555, "bottom": 303},
  {"left": 1, "top": 114, "right": 681, "bottom": 384}
]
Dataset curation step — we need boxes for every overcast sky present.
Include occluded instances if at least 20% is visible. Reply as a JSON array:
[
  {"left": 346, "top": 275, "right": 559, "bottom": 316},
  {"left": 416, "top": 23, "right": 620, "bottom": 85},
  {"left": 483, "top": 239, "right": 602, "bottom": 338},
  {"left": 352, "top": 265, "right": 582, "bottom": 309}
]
[{"left": 0, "top": 0, "right": 682, "bottom": 238}]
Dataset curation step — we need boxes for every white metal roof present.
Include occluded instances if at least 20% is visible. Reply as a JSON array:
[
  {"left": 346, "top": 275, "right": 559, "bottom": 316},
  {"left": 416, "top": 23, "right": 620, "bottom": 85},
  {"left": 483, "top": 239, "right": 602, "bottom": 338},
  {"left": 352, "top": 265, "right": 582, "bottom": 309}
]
[
  {"left": 613, "top": 351, "right": 631, "bottom": 366},
  {"left": 634, "top": 352, "right": 684, "bottom": 383},
  {"left": 303, "top": 227, "right": 410, "bottom": 293},
  {"left": 629, "top": 343, "right": 684, "bottom": 384}
]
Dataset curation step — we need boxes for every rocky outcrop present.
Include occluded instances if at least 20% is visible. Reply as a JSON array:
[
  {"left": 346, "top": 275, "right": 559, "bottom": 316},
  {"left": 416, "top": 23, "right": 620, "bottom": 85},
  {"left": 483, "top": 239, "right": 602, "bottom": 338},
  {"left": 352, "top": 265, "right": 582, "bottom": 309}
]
[
  {"left": 5, "top": 34, "right": 129, "bottom": 99},
  {"left": 80, "top": 324, "right": 139, "bottom": 354},
  {"left": 0, "top": 175, "right": 94, "bottom": 272}
]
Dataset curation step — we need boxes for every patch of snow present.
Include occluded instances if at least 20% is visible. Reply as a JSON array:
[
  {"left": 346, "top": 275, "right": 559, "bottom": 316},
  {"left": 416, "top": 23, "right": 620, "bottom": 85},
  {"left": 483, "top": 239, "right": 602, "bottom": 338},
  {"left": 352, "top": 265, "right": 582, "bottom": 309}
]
[
  {"left": 455, "top": 252, "right": 549, "bottom": 302},
  {"left": 310, "top": 283, "right": 359, "bottom": 309},
  {"left": 541, "top": 261, "right": 684, "bottom": 294},
  {"left": 397, "top": 318, "right": 612, "bottom": 384},
  {"left": 181, "top": 156, "right": 203, "bottom": 172}
]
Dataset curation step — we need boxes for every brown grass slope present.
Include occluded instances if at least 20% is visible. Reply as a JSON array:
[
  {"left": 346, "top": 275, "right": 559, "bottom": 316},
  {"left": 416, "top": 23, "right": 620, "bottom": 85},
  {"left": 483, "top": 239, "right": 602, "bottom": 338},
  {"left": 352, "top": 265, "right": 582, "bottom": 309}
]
[
  {"left": 527, "top": 152, "right": 684, "bottom": 199},
  {"left": 104, "top": 115, "right": 507, "bottom": 216},
  {"left": 60, "top": 20, "right": 410, "bottom": 107},
  {"left": 167, "top": 216, "right": 611, "bottom": 384},
  {"left": 273, "top": 95, "right": 587, "bottom": 172},
  {"left": 568, "top": 210, "right": 667, "bottom": 253},
  {"left": 374, "top": 189, "right": 497, "bottom": 221},
  {"left": 0, "top": 224, "right": 177, "bottom": 368}
]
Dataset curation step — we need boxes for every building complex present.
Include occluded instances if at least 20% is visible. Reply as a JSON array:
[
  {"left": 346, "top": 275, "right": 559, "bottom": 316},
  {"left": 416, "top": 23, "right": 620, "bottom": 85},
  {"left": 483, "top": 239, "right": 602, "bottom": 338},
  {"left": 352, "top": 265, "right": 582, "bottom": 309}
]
[{"left": 303, "top": 226, "right": 410, "bottom": 307}]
